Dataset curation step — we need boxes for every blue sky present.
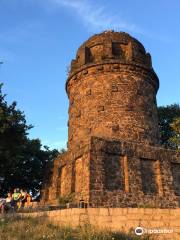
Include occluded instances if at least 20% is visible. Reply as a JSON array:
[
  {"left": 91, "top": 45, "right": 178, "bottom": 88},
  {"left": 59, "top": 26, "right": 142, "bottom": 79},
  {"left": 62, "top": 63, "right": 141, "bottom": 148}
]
[{"left": 0, "top": 0, "right": 180, "bottom": 150}]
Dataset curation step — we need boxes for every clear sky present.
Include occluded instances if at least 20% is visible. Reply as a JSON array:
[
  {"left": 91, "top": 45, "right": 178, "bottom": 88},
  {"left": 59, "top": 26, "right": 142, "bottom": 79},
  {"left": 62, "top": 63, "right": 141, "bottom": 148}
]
[{"left": 0, "top": 0, "right": 179, "bottom": 150}]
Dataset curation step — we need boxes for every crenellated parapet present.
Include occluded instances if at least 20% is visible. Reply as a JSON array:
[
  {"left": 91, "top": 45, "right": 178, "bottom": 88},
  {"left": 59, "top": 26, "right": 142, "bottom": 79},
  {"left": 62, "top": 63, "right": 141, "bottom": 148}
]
[{"left": 67, "top": 31, "right": 158, "bottom": 96}]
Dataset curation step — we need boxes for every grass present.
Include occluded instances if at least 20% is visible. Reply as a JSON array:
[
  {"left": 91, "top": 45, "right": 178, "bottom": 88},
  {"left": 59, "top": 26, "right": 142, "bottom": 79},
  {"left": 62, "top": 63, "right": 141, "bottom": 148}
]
[{"left": 0, "top": 216, "right": 154, "bottom": 240}]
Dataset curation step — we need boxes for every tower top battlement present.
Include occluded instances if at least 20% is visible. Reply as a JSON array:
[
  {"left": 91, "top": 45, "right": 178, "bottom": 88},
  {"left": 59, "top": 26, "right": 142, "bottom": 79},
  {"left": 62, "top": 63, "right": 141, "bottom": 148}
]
[
  {"left": 73, "top": 30, "right": 150, "bottom": 68},
  {"left": 67, "top": 30, "right": 159, "bottom": 93}
]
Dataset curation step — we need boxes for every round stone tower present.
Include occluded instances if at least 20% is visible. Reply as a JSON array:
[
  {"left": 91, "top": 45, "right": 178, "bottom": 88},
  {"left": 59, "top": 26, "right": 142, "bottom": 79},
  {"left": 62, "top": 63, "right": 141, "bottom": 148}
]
[{"left": 66, "top": 31, "right": 160, "bottom": 151}]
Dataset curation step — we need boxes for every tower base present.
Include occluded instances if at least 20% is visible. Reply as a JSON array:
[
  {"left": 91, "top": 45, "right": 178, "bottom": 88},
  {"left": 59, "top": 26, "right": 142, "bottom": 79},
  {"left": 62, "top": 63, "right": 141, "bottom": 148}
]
[{"left": 41, "top": 136, "right": 180, "bottom": 208}]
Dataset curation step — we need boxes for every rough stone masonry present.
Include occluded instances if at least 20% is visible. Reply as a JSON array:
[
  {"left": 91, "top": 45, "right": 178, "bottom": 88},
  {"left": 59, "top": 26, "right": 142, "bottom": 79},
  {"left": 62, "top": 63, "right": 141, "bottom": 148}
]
[{"left": 41, "top": 31, "right": 180, "bottom": 208}]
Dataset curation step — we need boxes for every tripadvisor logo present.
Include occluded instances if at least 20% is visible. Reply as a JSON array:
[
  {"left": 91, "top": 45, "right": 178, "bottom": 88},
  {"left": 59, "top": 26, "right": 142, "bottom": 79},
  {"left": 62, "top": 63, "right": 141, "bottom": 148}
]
[
  {"left": 135, "top": 226, "right": 173, "bottom": 235},
  {"left": 135, "top": 227, "right": 144, "bottom": 235}
]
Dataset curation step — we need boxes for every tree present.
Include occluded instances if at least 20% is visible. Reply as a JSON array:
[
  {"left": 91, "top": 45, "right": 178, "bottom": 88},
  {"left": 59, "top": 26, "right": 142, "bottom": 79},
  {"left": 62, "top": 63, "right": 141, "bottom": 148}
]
[
  {"left": 0, "top": 83, "right": 31, "bottom": 191},
  {"left": 170, "top": 117, "right": 180, "bottom": 151},
  {"left": 158, "top": 104, "right": 180, "bottom": 150},
  {"left": 0, "top": 84, "right": 59, "bottom": 196},
  {"left": 2, "top": 138, "right": 59, "bottom": 196}
]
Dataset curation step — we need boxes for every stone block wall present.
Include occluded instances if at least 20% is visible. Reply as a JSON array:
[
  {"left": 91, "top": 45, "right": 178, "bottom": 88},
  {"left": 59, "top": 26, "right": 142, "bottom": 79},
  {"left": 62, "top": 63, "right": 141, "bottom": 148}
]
[
  {"left": 20, "top": 208, "right": 180, "bottom": 240},
  {"left": 41, "top": 136, "right": 180, "bottom": 208},
  {"left": 171, "top": 163, "right": 180, "bottom": 196},
  {"left": 89, "top": 137, "right": 180, "bottom": 208},
  {"left": 41, "top": 144, "right": 91, "bottom": 204}
]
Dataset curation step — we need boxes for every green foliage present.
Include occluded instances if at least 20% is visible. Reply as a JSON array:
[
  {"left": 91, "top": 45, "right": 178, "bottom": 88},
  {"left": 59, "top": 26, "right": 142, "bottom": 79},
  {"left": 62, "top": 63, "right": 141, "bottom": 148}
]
[
  {"left": 158, "top": 104, "right": 180, "bottom": 150},
  {"left": 170, "top": 117, "right": 180, "bottom": 151},
  {"left": 0, "top": 84, "right": 32, "bottom": 176},
  {"left": 0, "top": 216, "right": 153, "bottom": 240},
  {"left": 0, "top": 84, "right": 59, "bottom": 196}
]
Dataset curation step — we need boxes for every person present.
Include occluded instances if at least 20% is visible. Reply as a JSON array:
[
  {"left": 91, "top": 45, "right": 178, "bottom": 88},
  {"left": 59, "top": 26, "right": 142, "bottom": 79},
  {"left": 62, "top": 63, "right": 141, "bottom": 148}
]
[
  {"left": 19, "top": 189, "right": 27, "bottom": 208},
  {"left": 27, "top": 192, "right": 32, "bottom": 202},
  {"left": 6, "top": 192, "right": 13, "bottom": 204},
  {"left": 12, "top": 188, "right": 21, "bottom": 209},
  {"left": 5, "top": 192, "right": 13, "bottom": 211},
  {"left": 24, "top": 192, "right": 32, "bottom": 208}
]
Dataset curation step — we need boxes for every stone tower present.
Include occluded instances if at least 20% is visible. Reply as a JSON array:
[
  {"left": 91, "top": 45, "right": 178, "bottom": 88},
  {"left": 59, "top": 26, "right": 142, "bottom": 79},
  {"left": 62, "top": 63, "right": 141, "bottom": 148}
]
[
  {"left": 67, "top": 31, "right": 159, "bottom": 151},
  {"left": 41, "top": 31, "right": 180, "bottom": 208}
]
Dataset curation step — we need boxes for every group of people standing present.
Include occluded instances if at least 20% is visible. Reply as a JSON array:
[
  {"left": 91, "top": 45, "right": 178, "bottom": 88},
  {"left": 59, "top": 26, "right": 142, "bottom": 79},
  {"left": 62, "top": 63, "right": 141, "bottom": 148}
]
[{"left": 0, "top": 188, "right": 31, "bottom": 214}]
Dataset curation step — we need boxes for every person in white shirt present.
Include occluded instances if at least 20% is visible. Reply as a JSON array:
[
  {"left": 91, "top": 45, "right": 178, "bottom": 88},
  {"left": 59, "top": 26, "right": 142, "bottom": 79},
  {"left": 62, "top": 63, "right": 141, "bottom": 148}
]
[{"left": 5, "top": 192, "right": 13, "bottom": 210}]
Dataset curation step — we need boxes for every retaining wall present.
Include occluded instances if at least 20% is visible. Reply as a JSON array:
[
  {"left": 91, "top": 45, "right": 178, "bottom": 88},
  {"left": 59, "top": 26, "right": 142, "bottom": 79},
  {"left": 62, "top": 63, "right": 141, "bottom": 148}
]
[{"left": 19, "top": 208, "right": 180, "bottom": 240}]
